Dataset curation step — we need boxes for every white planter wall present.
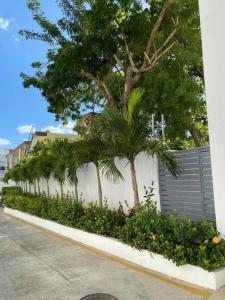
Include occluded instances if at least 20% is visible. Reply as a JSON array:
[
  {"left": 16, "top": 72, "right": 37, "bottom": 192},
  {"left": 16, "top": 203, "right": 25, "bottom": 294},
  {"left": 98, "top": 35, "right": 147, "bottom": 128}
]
[
  {"left": 4, "top": 207, "right": 225, "bottom": 291},
  {"left": 28, "top": 152, "right": 160, "bottom": 210}
]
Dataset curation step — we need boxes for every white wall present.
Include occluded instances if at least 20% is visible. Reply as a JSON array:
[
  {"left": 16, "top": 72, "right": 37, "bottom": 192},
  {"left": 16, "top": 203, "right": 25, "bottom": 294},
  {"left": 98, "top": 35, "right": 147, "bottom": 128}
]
[
  {"left": 199, "top": 0, "right": 225, "bottom": 236},
  {"left": 0, "top": 180, "right": 16, "bottom": 192},
  {"left": 29, "top": 153, "right": 160, "bottom": 210}
]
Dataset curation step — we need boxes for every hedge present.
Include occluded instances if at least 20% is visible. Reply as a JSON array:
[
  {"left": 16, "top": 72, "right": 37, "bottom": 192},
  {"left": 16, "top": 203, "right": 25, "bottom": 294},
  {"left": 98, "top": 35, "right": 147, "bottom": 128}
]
[
  {"left": 4, "top": 194, "right": 225, "bottom": 271},
  {"left": 1, "top": 186, "right": 22, "bottom": 196}
]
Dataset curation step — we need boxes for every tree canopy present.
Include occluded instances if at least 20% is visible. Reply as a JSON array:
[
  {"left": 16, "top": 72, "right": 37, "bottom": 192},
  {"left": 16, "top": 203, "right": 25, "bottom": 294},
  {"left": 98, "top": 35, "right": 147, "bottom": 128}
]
[{"left": 20, "top": 0, "right": 207, "bottom": 148}]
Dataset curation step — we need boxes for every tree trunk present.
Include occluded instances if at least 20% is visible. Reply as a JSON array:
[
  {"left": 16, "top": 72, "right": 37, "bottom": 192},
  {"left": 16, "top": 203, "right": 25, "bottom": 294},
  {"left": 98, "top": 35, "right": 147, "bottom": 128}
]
[
  {"left": 130, "top": 160, "right": 139, "bottom": 209},
  {"left": 95, "top": 163, "right": 103, "bottom": 206},
  {"left": 60, "top": 182, "right": 64, "bottom": 199},
  {"left": 190, "top": 124, "right": 201, "bottom": 147},
  {"left": 74, "top": 172, "right": 79, "bottom": 200},
  {"left": 46, "top": 178, "right": 50, "bottom": 198},
  {"left": 37, "top": 179, "right": 41, "bottom": 195},
  {"left": 33, "top": 181, "right": 37, "bottom": 195},
  {"left": 74, "top": 183, "right": 78, "bottom": 200}
]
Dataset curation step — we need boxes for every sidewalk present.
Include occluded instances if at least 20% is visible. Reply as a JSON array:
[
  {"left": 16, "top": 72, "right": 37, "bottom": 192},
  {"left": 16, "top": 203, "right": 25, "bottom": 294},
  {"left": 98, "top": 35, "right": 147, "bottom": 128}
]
[{"left": 0, "top": 210, "right": 224, "bottom": 300}]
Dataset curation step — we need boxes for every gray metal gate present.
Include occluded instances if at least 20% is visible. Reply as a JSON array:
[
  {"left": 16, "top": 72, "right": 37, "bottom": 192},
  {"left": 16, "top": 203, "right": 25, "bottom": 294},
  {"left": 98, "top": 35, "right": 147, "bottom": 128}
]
[{"left": 159, "top": 147, "right": 215, "bottom": 221}]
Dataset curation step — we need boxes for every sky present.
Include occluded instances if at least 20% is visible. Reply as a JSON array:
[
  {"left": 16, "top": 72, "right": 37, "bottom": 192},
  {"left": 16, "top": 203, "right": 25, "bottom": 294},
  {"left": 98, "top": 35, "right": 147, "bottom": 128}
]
[{"left": 0, "top": 0, "right": 76, "bottom": 149}]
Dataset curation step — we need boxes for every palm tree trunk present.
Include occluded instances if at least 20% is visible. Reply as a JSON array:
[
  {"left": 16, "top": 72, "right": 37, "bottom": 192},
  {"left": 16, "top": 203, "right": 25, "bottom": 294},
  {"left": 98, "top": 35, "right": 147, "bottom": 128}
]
[
  {"left": 95, "top": 163, "right": 103, "bottom": 206},
  {"left": 74, "top": 182, "right": 78, "bottom": 200},
  {"left": 46, "top": 178, "right": 50, "bottom": 198},
  {"left": 37, "top": 179, "right": 41, "bottom": 195},
  {"left": 33, "top": 181, "right": 37, "bottom": 195},
  {"left": 60, "top": 182, "right": 64, "bottom": 199},
  {"left": 74, "top": 171, "right": 79, "bottom": 200},
  {"left": 130, "top": 160, "right": 139, "bottom": 209}
]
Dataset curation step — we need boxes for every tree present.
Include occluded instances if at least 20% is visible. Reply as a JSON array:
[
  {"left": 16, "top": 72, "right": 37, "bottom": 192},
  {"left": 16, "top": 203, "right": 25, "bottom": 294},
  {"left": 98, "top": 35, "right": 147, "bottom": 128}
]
[
  {"left": 97, "top": 89, "right": 181, "bottom": 208},
  {"left": 20, "top": 0, "right": 178, "bottom": 116},
  {"left": 139, "top": 0, "right": 207, "bottom": 148},
  {"left": 46, "top": 139, "right": 68, "bottom": 198},
  {"left": 20, "top": 0, "right": 207, "bottom": 147},
  {"left": 61, "top": 140, "right": 79, "bottom": 200},
  {"left": 73, "top": 137, "right": 123, "bottom": 206},
  {"left": 30, "top": 141, "right": 55, "bottom": 197}
]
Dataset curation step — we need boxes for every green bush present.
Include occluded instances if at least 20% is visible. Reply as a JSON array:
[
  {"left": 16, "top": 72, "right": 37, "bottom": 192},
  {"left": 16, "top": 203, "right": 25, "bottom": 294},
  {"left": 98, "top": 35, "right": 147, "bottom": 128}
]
[
  {"left": 120, "top": 201, "right": 225, "bottom": 271},
  {"left": 1, "top": 186, "right": 22, "bottom": 196},
  {"left": 4, "top": 194, "right": 225, "bottom": 271},
  {"left": 79, "top": 202, "right": 126, "bottom": 237}
]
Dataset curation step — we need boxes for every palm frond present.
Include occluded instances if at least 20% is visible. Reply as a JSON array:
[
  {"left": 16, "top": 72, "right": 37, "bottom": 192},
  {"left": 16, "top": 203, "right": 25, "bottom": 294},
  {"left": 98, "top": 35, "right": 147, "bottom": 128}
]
[
  {"left": 126, "top": 88, "right": 144, "bottom": 125},
  {"left": 99, "top": 157, "right": 124, "bottom": 183},
  {"left": 145, "top": 138, "right": 182, "bottom": 177}
]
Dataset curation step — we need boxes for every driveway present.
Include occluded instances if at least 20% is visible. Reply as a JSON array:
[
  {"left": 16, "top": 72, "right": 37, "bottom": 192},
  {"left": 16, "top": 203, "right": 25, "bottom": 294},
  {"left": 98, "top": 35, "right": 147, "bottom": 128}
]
[{"left": 0, "top": 210, "right": 225, "bottom": 300}]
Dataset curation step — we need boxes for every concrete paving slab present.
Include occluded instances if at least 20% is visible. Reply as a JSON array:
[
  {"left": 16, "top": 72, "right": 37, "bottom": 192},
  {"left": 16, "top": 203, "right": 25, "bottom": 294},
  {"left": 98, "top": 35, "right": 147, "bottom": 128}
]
[{"left": 0, "top": 210, "right": 225, "bottom": 300}]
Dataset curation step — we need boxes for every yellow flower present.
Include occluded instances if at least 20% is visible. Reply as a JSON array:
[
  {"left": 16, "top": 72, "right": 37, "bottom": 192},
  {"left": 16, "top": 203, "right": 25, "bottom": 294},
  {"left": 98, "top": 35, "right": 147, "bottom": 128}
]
[
  {"left": 212, "top": 236, "right": 221, "bottom": 244},
  {"left": 152, "top": 234, "right": 156, "bottom": 241},
  {"left": 204, "top": 240, "right": 209, "bottom": 244}
]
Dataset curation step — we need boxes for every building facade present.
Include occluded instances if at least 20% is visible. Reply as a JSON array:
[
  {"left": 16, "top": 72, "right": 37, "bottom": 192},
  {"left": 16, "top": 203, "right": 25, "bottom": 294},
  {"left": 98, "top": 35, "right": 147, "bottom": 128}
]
[
  {"left": 6, "top": 141, "right": 31, "bottom": 169},
  {"left": 7, "top": 131, "right": 79, "bottom": 170},
  {"left": 0, "top": 149, "right": 9, "bottom": 182},
  {"left": 29, "top": 131, "right": 79, "bottom": 151}
]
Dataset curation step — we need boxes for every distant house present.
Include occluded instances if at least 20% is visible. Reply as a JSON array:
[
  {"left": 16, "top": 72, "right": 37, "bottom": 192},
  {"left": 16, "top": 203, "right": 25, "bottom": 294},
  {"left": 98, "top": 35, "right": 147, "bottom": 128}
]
[
  {"left": 0, "top": 149, "right": 9, "bottom": 180},
  {"left": 0, "top": 149, "right": 14, "bottom": 190},
  {"left": 6, "top": 131, "right": 79, "bottom": 170},
  {"left": 6, "top": 141, "right": 31, "bottom": 169},
  {"left": 29, "top": 130, "right": 79, "bottom": 151}
]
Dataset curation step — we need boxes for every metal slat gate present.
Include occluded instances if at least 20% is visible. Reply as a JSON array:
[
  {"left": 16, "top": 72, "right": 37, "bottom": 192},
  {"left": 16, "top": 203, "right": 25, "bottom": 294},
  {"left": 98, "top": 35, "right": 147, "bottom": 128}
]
[{"left": 159, "top": 147, "right": 216, "bottom": 221}]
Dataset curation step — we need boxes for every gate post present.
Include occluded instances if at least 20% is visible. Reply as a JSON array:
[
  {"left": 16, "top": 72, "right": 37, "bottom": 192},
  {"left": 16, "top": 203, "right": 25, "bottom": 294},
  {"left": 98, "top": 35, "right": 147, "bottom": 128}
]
[{"left": 199, "top": 0, "right": 225, "bottom": 235}]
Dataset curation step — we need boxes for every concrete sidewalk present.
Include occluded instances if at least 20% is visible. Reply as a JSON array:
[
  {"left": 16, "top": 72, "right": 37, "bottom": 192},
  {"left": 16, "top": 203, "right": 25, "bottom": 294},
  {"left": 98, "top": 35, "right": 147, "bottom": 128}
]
[{"left": 0, "top": 211, "right": 225, "bottom": 300}]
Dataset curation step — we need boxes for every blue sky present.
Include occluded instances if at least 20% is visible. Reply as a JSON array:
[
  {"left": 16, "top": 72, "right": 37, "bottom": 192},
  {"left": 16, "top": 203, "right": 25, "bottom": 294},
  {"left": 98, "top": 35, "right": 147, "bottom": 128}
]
[{"left": 0, "top": 0, "right": 76, "bottom": 149}]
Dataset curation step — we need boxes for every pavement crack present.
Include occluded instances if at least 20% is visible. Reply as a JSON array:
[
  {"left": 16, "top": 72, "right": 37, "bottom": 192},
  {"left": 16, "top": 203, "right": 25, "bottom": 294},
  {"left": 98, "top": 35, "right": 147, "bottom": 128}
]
[{"left": 7, "top": 234, "right": 72, "bottom": 283}]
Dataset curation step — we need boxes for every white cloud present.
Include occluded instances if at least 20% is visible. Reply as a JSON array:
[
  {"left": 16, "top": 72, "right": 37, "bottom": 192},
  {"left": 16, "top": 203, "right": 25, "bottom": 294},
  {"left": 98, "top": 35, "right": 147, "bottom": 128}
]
[
  {"left": 17, "top": 125, "right": 36, "bottom": 134},
  {"left": 0, "top": 138, "right": 11, "bottom": 146},
  {"left": 0, "top": 18, "right": 10, "bottom": 31},
  {"left": 42, "top": 122, "right": 76, "bottom": 134}
]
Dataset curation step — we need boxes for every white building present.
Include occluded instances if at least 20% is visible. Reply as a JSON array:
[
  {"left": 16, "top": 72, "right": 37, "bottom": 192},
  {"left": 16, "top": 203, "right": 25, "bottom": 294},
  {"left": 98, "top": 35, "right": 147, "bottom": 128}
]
[{"left": 0, "top": 149, "right": 10, "bottom": 190}]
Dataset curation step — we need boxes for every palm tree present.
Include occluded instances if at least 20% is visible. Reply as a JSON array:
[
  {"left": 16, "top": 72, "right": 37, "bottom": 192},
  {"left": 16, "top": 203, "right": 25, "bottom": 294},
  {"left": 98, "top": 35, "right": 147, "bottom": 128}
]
[
  {"left": 98, "top": 89, "right": 181, "bottom": 209},
  {"left": 47, "top": 139, "right": 67, "bottom": 199},
  {"left": 30, "top": 141, "right": 54, "bottom": 197},
  {"left": 63, "top": 141, "right": 79, "bottom": 200},
  {"left": 73, "top": 137, "right": 123, "bottom": 206}
]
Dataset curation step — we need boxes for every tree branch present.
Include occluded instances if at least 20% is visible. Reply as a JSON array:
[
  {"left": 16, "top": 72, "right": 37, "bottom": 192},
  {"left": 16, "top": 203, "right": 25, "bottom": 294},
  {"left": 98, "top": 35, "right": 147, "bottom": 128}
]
[
  {"left": 122, "top": 33, "right": 136, "bottom": 68},
  {"left": 141, "top": 42, "right": 176, "bottom": 73},
  {"left": 144, "top": 0, "right": 174, "bottom": 60},
  {"left": 113, "top": 54, "right": 124, "bottom": 70},
  {"left": 148, "top": 21, "right": 178, "bottom": 65},
  {"left": 81, "top": 69, "right": 114, "bottom": 106}
]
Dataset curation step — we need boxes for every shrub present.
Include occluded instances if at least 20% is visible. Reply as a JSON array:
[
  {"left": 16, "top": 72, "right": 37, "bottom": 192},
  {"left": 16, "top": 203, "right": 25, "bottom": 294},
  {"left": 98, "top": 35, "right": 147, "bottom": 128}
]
[
  {"left": 120, "top": 200, "right": 225, "bottom": 271},
  {"left": 79, "top": 202, "right": 126, "bottom": 237},
  {"left": 4, "top": 193, "right": 225, "bottom": 271},
  {"left": 1, "top": 186, "right": 22, "bottom": 196},
  {"left": 5, "top": 194, "right": 84, "bottom": 227}
]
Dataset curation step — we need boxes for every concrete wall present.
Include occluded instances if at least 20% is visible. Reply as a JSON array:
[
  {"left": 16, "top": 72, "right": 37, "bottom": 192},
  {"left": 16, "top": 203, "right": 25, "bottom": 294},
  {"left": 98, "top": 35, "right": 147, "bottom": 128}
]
[
  {"left": 27, "top": 152, "right": 160, "bottom": 210},
  {"left": 199, "top": 0, "right": 225, "bottom": 236}
]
